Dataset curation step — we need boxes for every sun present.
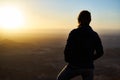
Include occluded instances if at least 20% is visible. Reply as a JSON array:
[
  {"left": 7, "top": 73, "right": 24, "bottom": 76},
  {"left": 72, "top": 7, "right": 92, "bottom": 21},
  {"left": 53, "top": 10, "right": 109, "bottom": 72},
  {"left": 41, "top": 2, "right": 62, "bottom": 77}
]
[{"left": 0, "top": 5, "right": 25, "bottom": 31}]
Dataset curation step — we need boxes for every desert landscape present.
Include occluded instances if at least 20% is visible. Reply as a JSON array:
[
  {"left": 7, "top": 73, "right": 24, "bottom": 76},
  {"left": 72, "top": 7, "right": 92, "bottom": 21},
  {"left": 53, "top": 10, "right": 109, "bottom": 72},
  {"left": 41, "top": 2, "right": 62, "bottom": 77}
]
[{"left": 0, "top": 33, "right": 120, "bottom": 80}]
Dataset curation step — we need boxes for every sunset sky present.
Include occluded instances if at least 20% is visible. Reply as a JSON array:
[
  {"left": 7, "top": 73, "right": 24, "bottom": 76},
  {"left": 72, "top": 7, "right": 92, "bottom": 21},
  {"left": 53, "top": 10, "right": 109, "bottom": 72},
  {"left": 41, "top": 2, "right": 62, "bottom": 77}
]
[{"left": 0, "top": 0, "right": 120, "bottom": 38}]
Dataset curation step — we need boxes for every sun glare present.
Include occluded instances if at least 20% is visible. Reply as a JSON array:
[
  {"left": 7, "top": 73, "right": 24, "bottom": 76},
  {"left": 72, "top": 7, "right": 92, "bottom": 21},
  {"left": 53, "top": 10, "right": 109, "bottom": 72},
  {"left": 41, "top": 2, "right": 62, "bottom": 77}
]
[{"left": 0, "top": 5, "right": 25, "bottom": 31}]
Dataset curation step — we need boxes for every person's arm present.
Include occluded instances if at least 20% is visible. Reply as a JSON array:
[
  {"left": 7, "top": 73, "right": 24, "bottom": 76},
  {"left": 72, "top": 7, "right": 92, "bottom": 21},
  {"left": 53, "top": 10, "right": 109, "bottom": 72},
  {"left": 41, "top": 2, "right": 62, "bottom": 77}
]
[
  {"left": 93, "top": 33, "right": 104, "bottom": 60},
  {"left": 64, "top": 30, "right": 75, "bottom": 62}
]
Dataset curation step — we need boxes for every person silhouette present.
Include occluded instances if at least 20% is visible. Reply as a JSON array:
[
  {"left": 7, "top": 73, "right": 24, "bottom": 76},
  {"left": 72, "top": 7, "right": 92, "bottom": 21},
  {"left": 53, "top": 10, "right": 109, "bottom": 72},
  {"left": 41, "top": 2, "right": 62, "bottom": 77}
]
[{"left": 57, "top": 10, "right": 104, "bottom": 80}]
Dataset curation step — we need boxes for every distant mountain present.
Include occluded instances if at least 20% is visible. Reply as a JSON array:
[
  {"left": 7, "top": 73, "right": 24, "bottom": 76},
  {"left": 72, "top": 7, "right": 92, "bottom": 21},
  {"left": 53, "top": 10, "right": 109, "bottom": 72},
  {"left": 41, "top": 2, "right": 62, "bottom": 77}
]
[
  {"left": 0, "top": 39, "right": 39, "bottom": 51},
  {"left": 0, "top": 39, "right": 18, "bottom": 47}
]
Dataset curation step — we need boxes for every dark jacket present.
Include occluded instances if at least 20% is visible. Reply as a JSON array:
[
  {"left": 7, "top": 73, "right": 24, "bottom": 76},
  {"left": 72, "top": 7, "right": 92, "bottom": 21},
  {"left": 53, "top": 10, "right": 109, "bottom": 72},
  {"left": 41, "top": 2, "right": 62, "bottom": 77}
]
[{"left": 64, "top": 26, "right": 104, "bottom": 68}]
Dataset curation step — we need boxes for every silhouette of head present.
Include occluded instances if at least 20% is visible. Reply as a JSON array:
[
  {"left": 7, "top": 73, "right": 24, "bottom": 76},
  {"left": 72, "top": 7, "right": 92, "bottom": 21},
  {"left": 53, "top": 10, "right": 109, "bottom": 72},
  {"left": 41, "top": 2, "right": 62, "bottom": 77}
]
[{"left": 78, "top": 10, "right": 91, "bottom": 26}]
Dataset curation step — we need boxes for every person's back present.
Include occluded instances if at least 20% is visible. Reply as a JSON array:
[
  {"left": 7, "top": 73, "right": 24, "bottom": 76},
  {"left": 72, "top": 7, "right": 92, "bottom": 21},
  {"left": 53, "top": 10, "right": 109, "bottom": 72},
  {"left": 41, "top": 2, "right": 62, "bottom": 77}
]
[
  {"left": 64, "top": 25, "right": 103, "bottom": 69},
  {"left": 57, "top": 10, "right": 104, "bottom": 80}
]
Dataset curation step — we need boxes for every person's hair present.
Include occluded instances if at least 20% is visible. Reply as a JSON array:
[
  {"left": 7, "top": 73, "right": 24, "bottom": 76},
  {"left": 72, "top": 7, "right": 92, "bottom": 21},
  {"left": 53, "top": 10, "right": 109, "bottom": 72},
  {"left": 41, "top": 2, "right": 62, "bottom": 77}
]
[{"left": 78, "top": 10, "right": 91, "bottom": 25}]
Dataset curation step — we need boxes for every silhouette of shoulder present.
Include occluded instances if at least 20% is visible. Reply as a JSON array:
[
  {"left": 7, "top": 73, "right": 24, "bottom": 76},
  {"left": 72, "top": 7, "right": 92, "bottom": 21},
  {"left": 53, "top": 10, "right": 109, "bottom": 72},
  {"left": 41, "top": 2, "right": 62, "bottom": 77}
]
[{"left": 68, "top": 26, "right": 99, "bottom": 39}]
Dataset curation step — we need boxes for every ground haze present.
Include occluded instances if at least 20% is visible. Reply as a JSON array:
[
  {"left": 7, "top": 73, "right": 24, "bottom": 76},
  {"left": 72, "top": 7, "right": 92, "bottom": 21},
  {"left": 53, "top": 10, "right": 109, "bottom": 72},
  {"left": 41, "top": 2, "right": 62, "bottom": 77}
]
[{"left": 0, "top": 32, "right": 120, "bottom": 80}]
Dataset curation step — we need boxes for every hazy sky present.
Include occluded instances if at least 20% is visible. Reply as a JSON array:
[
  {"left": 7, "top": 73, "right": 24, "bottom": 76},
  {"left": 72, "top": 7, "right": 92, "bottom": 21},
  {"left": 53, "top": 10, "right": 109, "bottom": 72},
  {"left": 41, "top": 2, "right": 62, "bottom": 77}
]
[{"left": 0, "top": 0, "right": 120, "bottom": 35}]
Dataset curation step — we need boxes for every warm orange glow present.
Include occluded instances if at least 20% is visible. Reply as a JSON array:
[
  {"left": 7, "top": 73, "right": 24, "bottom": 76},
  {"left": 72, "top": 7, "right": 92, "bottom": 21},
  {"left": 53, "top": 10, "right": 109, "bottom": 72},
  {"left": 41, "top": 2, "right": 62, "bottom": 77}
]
[{"left": 0, "top": 5, "right": 25, "bottom": 31}]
